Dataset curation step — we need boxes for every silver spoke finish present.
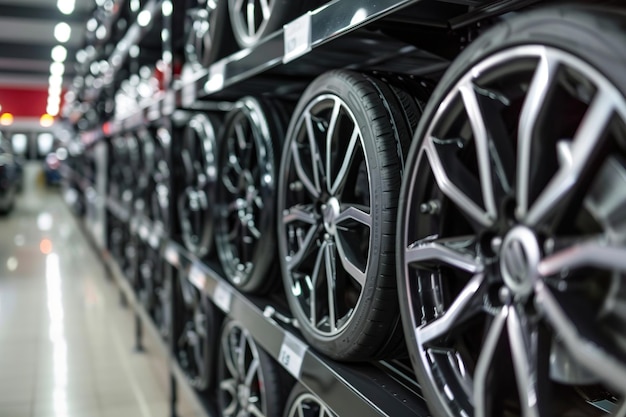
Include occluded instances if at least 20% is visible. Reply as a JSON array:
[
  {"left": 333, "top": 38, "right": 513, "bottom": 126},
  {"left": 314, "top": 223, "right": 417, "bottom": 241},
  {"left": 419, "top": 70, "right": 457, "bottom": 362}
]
[
  {"left": 283, "top": 206, "right": 318, "bottom": 225},
  {"left": 248, "top": 403, "right": 264, "bottom": 417},
  {"left": 330, "top": 126, "right": 360, "bottom": 195},
  {"left": 539, "top": 240, "right": 626, "bottom": 276},
  {"left": 285, "top": 223, "right": 319, "bottom": 270},
  {"left": 335, "top": 236, "right": 366, "bottom": 287},
  {"left": 290, "top": 115, "right": 321, "bottom": 198},
  {"left": 325, "top": 98, "right": 341, "bottom": 193},
  {"left": 416, "top": 273, "right": 485, "bottom": 344},
  {"left": 325, "top": 242, "right": 338, "bottom": 332},
  {"left": 507, "top": 306, "right": 540, "bottom": 417},
  {"left": 525, "top": 90, "right": 615, "bottom": 226},
  {"left": 259, "top": 0, "right": 270, "bottom": 19},
  {"left": 516, "top": 51, "right": 560, "bottom": 218},
  {"left": 246, "top": 0, "right": 255, "bottom": 38},
  {"left": 474, "top": 307, "right": 508, "bottom": 417},
  {"left": 309, "top": 241, "right": 327, "bottom": 326},
  {"left": 220, "top": 379, "right": 238, "bottom": 416},
  {"left": 535, "top": 280, "right": 626, "bottom": 392},
  {"left": 425, "top": 139, "right": 493, "bottom": 227},
  {"left": 335, "top": 205, "right": 371, "bottom": 228},
  {"left": 405, "top": 240, "right": 482, "bottom": 274},
  {"left": 459, "top": 83, "right": 497, "bottom": 220}
]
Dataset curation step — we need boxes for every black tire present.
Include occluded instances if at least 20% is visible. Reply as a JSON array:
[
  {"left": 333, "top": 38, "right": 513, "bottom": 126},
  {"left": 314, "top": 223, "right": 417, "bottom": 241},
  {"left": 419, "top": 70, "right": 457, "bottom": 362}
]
[
  {"left": 227, "top": 0, "right": 307, "bottom": 49},
  {"left": 283, "top": 384, "right": 336, "bottom": 417},
  {"left": 397, "top": 5, "right": 626, "bottom": 417},
  {"left": 217, "top": 319, "right": 286, "bottom": 417},
  {"left": 185, "top": 0, "right": 238, "bottom": 67},
  {"left": 175, "top": 267, "right": 221, "bottom": 392},
  {"left": 177, "top": 113, "right": 220, "bottom": 258},
  {"left": 215, "top": 97, "right": 286, "bottom": 294},
  {"left": 277, "top": 70, "right": 418, "bottom": 361}
]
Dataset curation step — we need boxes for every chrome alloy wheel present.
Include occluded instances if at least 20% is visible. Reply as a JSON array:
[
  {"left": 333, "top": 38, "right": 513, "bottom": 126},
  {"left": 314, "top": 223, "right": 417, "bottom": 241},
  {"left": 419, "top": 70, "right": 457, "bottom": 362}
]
[
  {"left": 178, "top": 114, "right": 218, "bottom": 258},
  {"left": 218, "top": 321, "right": 275, "bottom": 417},
  {"left": 278, "top": 94, "right": 370, "bottom": 338},
  {"left": 228, "top": 0, "right": 273, "bottom": 48},
  {"left": 284, "top": 387, "right": 335, "bottom": 417},
  {"left": 399, "top": 43, "right": 626, "bottom": 416}
]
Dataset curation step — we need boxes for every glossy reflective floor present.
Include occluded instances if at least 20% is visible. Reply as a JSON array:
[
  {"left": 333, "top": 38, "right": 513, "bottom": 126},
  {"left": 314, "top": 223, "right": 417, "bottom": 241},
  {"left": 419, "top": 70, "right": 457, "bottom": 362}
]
[{"left": 0, "top": 164, "right": 203, "bottom": 417}]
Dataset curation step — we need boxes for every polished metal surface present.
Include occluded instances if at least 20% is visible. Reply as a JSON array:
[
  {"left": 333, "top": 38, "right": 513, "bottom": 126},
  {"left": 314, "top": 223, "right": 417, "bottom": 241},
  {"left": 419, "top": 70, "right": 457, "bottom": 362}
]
[{"left": 0, "top": 163, "right": 202, "bottom": 417}]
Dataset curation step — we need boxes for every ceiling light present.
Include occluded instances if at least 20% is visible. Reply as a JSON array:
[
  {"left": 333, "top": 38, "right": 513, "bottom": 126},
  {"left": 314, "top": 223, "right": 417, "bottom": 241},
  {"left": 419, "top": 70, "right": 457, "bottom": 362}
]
[
  {"left": 0, "top": 113, "right": 14, "bottom": 126},
  {"left": 49, "top": 84, "right": 62, "bottom": 96},
  {"left": 50, "top": 62, "right": 65, "bottom": 76},
  {"left": 40, "top": 114, "right": 55, "bottom": 128},
  {"left": 162, "top": 1, "right": 173, "bottom": 17},
  {"left": 51, "top": 45, "right": 67, "bottom": 62},
  {"left": 137, "top": 10, "right": 152, "bottom": 27},
  {"left": 48, "top": 96, "right": 61, "bottom": 106},
  {"left": 54, "top": 22, "right": 72, "bottom": 43},
  {"left": 57, "top": 0, "right": 75, "bottom": 15},
  {"left": 50, "top": 74, "right": 64, "bottom": 88},
  {"left": 47, "top": 104, "right": 60, "bottom": 116}
]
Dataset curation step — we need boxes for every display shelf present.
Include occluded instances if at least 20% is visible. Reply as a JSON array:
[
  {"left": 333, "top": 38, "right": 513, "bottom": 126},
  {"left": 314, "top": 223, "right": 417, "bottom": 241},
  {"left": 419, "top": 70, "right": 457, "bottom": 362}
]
[
  {"left": 174, "top": 0, "right": 452, "bottom": 104},
  {"left": 163, "top": 241, "right": 430, "bottom": 417}
]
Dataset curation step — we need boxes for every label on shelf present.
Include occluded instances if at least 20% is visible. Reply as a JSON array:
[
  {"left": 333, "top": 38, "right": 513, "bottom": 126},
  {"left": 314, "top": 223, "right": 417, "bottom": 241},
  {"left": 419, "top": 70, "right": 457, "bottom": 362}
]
[
  {"left": 283, "top": 12, "right": 312, "bottom": 64},
  {"left": 213, "top": 281, "right": 232, "bottom": 313},
  {"left": 164, "top": 245, "right": 179, "bottom": 266},
  {"left": 279, "top": 333, "right": 308, "bottom": 378},
  {"left": 205, "top": 59, "right": 226, "bottom": 93},
  {"left": 189, "top": 263, "right": 206, "bottom": 290}
]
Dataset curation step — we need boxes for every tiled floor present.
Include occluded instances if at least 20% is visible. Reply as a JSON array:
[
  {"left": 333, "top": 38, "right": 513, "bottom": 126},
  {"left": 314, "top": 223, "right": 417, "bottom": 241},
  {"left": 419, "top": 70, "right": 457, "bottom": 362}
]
[{"left": 0, "top": 164, "right": 204, "bottom": 417}]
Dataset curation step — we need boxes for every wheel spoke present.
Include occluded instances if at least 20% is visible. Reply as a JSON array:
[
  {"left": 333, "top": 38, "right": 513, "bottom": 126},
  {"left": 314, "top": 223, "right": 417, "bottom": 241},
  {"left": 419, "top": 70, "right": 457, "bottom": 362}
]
[
  {"left": 220, "top": 378, "right": 238, "bottom": 416},
  {"left": 330, "top": 125, "right": 360, "bottom": 195},
  {"left": 507, "top": 306, "right": 543, "bottom": 417},
  {"left": 335, "top": 234, "right": 366, "bottom": 287},
  {"left": 233, "top": 0, "right": 245, "bottom": 12},
  {"left": 335, "top": 204, "right": 371, "bottom": 228},
  {"left": 223, "top": 335, "right": 239, "bottom": 378},
  {"left": 538, "top": 239, "right": 626, "bottom": 277},
  {"left": 284, "top": 222, "right": 319, "bottom": 271},
  {"left": 246, "top": 0, "right": 255, "bottom": 37},
  {"left": 459, "top": 82, "right": 497, "bottom": 219},
  {"left": 248, "top": 403, "right": 265, "bottom": 417},
  {"left": 237, "top": 332, "right": 247, "bottom": 378},
  {"left": 283, "top": 205, "right": 318, "bottom": 225},
  {"left": 244, "top": 357, "right": 259, "bottom": 386},
  {"left": 259, "top": 0, "right": 270, "bottom": 19},
  {"left": 516, "top": 51, "right": 560, "bottom": 218},
  {"left": 310, "top": 241, "right": 327, "bottom": 326},
  {"left": 525, "top": 90, "right": 615, "bottom": 226},
  {"left": 325, "top": 241, "right": 338, "bottom": 332},
  {"left": 326, "top": 98, "right": 341, "bottom": 193},
  {"left": 291, "top": 115, "right": 322, "bottom": 198},
  {"left": 416, "top": 273, "right": 486, "bottom": 345},
  {"left": 474, "top": 307, "right": 507, "bottom": 417},
  {"left": 425, "top": 138, "right": 493, "bottom": 227},
  {"left": 405, "top": 236, "right": 482, "bottom": 274},
  {"left": 534, "top": 280, "right": 626, "bottom": 391}
]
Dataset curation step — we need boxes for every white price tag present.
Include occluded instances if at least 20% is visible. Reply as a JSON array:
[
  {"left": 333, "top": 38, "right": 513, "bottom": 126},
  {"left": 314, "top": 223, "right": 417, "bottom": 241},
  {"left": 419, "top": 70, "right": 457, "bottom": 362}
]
[
  {"left": 189, "top": 264, "right": 206, "bottom": 289},
  {"left": 164, "top": 245, "right": 179, "bottom": 266},
  {"left": 278, "top": 333, "right": 307, "bottom": 378},
  {"left": 205, "top": 59, "right": 226, "bottom": 93},
  {"left": 213, "top": 282, "right": 232, "bottom": 313},
  {"left": 283, "top": 12, "right": 312, "bottom": 64}
]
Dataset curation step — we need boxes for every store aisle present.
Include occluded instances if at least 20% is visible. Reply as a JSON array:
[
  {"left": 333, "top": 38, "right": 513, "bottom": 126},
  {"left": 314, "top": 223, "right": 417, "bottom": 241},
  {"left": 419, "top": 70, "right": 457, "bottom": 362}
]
[{"left": 0, "top": 163, "right": 199, "bottom": 417}]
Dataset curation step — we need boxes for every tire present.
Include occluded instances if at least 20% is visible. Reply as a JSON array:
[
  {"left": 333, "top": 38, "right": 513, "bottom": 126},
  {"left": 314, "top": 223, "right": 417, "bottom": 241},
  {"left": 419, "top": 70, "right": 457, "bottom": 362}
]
[
  {"left": 277, "top": 70, "right": 418, "bottom": 361},
  {"left": 397, "top": 5, "right": 626, "bottom": 417},
  {"left": 215, "top": 97, "right": 286, "bottom": 294},
  {"left": 185, "top": 0, "right": 237, "bottom": 67},
  {"left": 175, "top": 267, "right": 221, "bottom": 392},
  {"left": 227, "top": 0, "right": 307, "bottom": 49},
  {"left": 283, "top": 384, "right": 336, "bottom": 417},
  {"left": 177, "top": 113, "right": 220, "bottom": 258},
  {"left": 217, "top": 319, "right": 287, "bottom": 417}
]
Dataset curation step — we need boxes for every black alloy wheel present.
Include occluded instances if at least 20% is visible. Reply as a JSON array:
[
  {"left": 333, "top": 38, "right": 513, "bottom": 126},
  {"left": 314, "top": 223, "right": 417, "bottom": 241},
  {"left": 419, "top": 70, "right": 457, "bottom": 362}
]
[
  {"left": 149, "top": 127, "right": 171, "bottom": 233},
  {"left": 397, "top": 6, "right": 626, "bottom": 417},
  {"left": 277, "top": 70, "right": 419, "bottom": 360},
  {"left": 185, "top": 0, "right": 237, "bottom": 67},
  {"left": 178, "top": 113, "right": 219, "bottom": 258},
  {"left": 217, "top": 320, "right": 286, "bottom": 417},
  {"left": 175, "top": 267, "right": 220, "bottom": 391},
  {"left": 283, "top": 384, "right": 336, "bottom": 417},
  {"left": 215, "top": 97, "right": 285, "bottom": 293}
]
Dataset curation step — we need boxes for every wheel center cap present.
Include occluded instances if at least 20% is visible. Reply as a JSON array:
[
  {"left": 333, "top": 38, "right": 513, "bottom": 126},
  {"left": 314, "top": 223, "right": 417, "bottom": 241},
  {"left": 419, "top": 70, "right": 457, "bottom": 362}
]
[
  {"left": 322, "top": 197, "right": 340, "bottom": 235},
  {"left": 500, "top": 226, "right": 541, "bottom": 297}
]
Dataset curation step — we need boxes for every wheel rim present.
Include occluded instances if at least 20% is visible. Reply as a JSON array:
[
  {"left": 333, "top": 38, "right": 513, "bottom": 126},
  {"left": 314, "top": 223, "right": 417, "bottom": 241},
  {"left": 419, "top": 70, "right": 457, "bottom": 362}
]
[
  {"left": 150, "top": 128, "right": 170, "bottom": 231},
  {"left": 285, "top": 391, "right": 335, "bottom": 417},
  {"left": 216, "top": 98, "right": 276, "bottom": 290},
  {"left": 279, "top": 94, "right": 371, "bottom": 337},
  {"left": 178, "top": 114, "right": 218, "bottom": 257},
  {"left": 184, "top": 1, "right": 216, "bottom": 66},
  {"left": 399, "top": 45, "right": 626, "bottom": 416},
  {"left": 177, "top": 271, "right": 211, "bottom": 390},
  {"left": 218, "top": 321, "right": 269, "bottom": 417},
  {"left": 228, "top": 0, "right": 273, "bottom": 47}
]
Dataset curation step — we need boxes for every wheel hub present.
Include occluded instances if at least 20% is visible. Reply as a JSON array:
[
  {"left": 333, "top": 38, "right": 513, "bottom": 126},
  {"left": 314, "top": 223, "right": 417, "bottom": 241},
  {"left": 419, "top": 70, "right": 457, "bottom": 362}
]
[
  {"left": 499, "top": 226, "right": 541, "bottom": 298},
  {"left": 322, "top": 197, "right": 340, "bottom": 236}
]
